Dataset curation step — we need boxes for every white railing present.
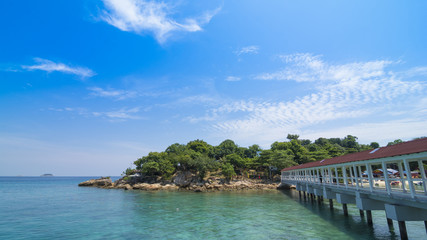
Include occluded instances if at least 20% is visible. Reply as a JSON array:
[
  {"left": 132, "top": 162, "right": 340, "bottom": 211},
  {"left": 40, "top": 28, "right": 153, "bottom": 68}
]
[{"left": 282, "top": 154, "right": 427, "bottom": 198}]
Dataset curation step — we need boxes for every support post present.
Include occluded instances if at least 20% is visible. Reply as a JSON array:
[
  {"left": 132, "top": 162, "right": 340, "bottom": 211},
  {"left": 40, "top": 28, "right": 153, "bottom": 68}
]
[
  {"left": 424, "top": 221, "right": 427, "bottom": 235},
  {"left": 403, "top": 159, "right": 415, "bottom": 198},
  {"left": 303, "top": 191, "right": 306, "bottom": 200},
  {"left": 343, "top": 204, "right": 348, "bottom": 216},
  {"left": 329, "top": 199, "right": 333, "bottom": 210},
  {"left": 359, "top": 210, "right": 364, "bottom": 218},
  {"left": 387, "top": 218, "right": 394, "bottom": 230},
  {"left": 398, "top": 221, "right": 408, "bottom": 240},
  {"left": 366, "top": 164, "right": 374, "bottom": 192},
  {"left": 367, "top": 210, "right": 373, "bottom": 226},
  {"left": 382, "top": 161, "right": 392, "bottom": 195},
  {"left": 299, "top": 191, "right": 302, "bottom": 199}
]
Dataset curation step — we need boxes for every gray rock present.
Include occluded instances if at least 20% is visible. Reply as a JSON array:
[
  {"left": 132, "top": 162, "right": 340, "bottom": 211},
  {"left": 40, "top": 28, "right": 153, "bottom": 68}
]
[
  {"left": 78, "top": 177, "right": 112, "bottom": 187},
  {"left": 172, "top": 171, "right": 196, "bottom": 187}
]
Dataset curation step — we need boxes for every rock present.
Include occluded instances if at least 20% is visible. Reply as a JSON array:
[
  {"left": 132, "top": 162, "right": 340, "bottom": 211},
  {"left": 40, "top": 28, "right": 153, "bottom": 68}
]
[
  {"left": 172, "top": 171, "right": 196, "bottom": 187},
  {"left": 78, "top": 177, "right": 112, "bottom": 187}
]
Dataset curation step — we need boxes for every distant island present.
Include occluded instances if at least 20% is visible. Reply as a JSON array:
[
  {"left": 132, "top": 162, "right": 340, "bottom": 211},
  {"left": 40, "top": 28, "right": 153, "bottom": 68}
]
[
  {"left": 79, "top": 134, "right": 424, "bottom": 192},
  {"left": 41, "top": 174, "right": 53, "bottom": 177}
]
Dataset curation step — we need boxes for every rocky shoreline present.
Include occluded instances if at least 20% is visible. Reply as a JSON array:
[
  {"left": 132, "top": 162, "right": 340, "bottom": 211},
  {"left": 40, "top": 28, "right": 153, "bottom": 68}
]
[{"left": 78, "top": 173, "right": 290, "bottom": 192}]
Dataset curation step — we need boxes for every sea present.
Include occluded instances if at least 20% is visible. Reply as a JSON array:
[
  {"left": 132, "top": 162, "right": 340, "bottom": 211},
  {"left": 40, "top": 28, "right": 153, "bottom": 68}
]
[{"left": 0, "top": 176, "right": 425, "bottom": 240}]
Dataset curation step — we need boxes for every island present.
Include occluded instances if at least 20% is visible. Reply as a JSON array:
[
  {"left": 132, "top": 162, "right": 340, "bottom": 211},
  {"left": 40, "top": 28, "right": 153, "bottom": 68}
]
[{"left": 79, "top": 135, "right": 418, "bottom": 192}]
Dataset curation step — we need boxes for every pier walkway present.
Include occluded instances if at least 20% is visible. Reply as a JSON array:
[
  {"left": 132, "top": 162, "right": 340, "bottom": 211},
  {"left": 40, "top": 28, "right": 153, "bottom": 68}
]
[{"left": 281, "top": 138, "right": 427, "bottom": 240}]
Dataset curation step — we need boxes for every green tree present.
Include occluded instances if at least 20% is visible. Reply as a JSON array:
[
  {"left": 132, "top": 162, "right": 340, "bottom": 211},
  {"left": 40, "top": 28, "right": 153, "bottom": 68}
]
[
  {"left": 287, "top": 134, "right": 300, "bottom": 141},
  {"left": 186, "top": 140, "right": 213, "bottom": 156},
  {"left": 370, "top": 142, "right": 380, "bottom": 148},
  {"left": 243, "top": 144, "right": 261, "bottom": 158},
  {"left": 221, "top": 163, "right": 236, "bottom": 181},
  {"left": 387, "top": 139, "right": 403, "bottom": 146},
  {"left": 215, "top": 139, "right": 240, "bottom": 159}
]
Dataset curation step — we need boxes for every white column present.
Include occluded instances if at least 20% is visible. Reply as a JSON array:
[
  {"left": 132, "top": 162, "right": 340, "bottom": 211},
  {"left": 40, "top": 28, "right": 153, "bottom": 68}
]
[
  {"left": 403, "top": 159, "right": 416, "bottom": 198},
  {"left": 335, "top": 167, "right": 339, "bottom": 185},
  {"left": 328, "top": 167, "right": 332, "bottom": 185},
  {"left": 397, "top": 161, "right": 406, "bottom": 193},
  {"left": 382, "top": 161, "right": 391, "bottom": 195},
  {"left": 417, "top": 160, "right": 427, "bottom": 194},
  {"left": 343, "top": 167, "right": 348, "bottom": 188},
  {"left": 353, "top": 165, "right": 359, "bottom": 190},
  {"left": 366, "top": 163, "right": 374, "bottom": 192},
  {"left": 358, "top": 165, "right": 364, "bottom": 189}
]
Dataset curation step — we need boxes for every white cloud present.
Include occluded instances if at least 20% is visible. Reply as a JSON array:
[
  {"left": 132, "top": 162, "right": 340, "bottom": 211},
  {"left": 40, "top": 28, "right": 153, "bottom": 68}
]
[
  {"left": 234, "top": 45, "right": 259, "bottom": 56},
  {"left": 88, "top": 87, "right": 137, "bottom": 100},
  {"left": 100, "top": 0, "right": 220, "bottom": 43},
  {"left": 225, "top": 76, "right": 241, "bottom": 81},
  {"left": 92, "top": 107, "right": 142, "bottom": 121},
  {"left": 188, "top": 54, "right": 426, "bottom": 146},
  {"left": 22, "top": 58, "right": 95, "bottom": 78},
  {"left": 48, "top": 106, "right": 142, "bottom": 121},
  {"left": 256, "top": 53, "right": 391, "bottom": 83}
]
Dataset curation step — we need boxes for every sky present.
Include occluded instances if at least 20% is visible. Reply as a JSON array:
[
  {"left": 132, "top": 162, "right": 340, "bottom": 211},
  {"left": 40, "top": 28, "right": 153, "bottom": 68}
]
[{"left": 1, "top": 0, "right": 426, "bottom": 176}]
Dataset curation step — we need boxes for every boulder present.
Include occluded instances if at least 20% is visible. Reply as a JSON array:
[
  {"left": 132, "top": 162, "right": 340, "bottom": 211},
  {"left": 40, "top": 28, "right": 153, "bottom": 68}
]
[
  {"left": 78, "top": 177, "right": 112, "bottom": 187},
  {"left": 172, "top": 171, "right": 196, "bottom": 187}
]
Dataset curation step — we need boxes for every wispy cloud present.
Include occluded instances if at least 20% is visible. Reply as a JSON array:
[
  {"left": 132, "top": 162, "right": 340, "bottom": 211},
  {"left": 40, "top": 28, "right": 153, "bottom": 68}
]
[
  {"left": 255, "top": 53, "right": 391, "bottom": 83},
  {"left": 225, "top": 76, "right": 241, "bottom": 82},
  {"left": 92, "top": 107, "right": 142, "bottom": 121},
  {"left": 234, "top": 45, "right": 259, "bottom": 56},
  {"left": 99, "top": 0, "right": 220, "bottom": 43},
  {"left": 48, "top": 106, "right": 142, "bottom": 121},
  {"left": 187, "top": 54, "right": 426, "bottom": 146},
  {"left": 88, "top": 87, "right": 137, "bottom": 100},
  {"left": 22, "top": 58, "right": 95, "bottom": 78}
]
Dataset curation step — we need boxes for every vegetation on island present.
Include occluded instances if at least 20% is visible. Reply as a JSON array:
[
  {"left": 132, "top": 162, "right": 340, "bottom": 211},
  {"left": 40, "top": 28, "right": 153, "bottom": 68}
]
[{"left": 123, "top": 134, "right": 409, "bottom": 181}]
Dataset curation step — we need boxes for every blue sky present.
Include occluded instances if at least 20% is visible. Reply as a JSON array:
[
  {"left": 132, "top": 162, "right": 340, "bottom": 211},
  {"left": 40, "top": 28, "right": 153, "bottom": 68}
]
[{"left": 1, "top": 0, "right": 426, "bottom": 176}]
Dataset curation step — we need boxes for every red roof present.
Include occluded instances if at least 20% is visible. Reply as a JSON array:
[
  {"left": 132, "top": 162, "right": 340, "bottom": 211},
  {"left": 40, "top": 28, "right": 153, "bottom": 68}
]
[{"left": 281, "top": 138, "right": 427, "bottom": 172}]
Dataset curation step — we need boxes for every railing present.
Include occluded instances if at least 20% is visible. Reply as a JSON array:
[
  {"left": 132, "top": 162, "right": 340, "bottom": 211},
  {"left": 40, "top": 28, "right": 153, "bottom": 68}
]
[{"left": 282, "top": 155, "right": 427, "bottom": 198}]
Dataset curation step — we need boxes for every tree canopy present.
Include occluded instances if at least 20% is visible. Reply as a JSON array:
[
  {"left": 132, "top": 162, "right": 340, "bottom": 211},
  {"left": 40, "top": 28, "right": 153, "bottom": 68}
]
[{"left": 125, "top": 134, "right": 399, "bottom": 180}]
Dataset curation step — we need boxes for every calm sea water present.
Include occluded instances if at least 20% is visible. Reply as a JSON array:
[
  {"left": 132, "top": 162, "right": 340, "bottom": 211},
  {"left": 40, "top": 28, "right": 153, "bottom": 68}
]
[{"left": 0, "top": 177, "right": 425, "bottom": 240}]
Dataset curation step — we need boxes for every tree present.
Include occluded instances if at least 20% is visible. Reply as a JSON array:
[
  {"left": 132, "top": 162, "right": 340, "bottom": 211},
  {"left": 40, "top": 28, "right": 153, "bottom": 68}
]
[
  {"left": 186, "top": 139, "right": 213, "bottom": 155},
  {"left": 271, "top": 141, "right": 291, "bottom": 151},
  {"left": 225, "top": 153, "right": 247, "bottom": 173},
  {"left": 188, "top": 152, "right": 219, "bottom": 180},
  {"left": 215, "top": 139, "right": 240, "bottom": 159},
  {"left": 287, "top": 134, "right": 300, "bottom": 141},
  {"left": 315, "top": 137, "right": 329, "bottom": 146},
  {"left": 370, "top": 142, "right": 380, "bottom": 149},
  {"left": 221, "top": 163, "right": 236, "bottom": 181},
  {"left": 387, "top": 139, "right": 403, "bottom": 146},
  {"left": 243, "top": 144, "right": 261, "bottom": 158},
  {"left": 342, "top": 135, "right": 360, "bottom": 150},
  {"left": 134, "top": 152, "right": 175, "bottom": 177}
]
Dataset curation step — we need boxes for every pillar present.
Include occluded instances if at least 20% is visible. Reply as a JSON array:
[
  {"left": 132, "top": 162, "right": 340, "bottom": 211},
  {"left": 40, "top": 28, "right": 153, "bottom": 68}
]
[
  {"left": 343, "top": 204, "right": 348, "bottom": 216},
  {"left": 367, "top": 210, "right": 373, "bottom": 226},
  {"left": 359, "top": 210, "right": 364, "bottom": 218},
  {"left": 329, "top": 199, "right": 333, "bottom": 210},
  {"left": 387, "top": 218, "right": 394, "bottom": 230},
  {"left": 398, "top": 221, "right": 408, "bottom": 240}
]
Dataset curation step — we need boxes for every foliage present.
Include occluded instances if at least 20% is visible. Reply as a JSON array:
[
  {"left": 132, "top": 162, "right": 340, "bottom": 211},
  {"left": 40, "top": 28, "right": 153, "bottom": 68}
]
[
  {"left": 221, "top": 163, "right": 236, "bottom": 181},
  {"left": 126, "top": 134, "right": 412, "bottom": 181}
]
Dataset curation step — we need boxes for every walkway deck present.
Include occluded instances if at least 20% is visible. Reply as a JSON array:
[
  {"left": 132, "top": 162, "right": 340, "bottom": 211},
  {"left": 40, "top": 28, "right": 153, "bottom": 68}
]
[{"left": 281, "top": 138, "right": 427, "bottom": 239}]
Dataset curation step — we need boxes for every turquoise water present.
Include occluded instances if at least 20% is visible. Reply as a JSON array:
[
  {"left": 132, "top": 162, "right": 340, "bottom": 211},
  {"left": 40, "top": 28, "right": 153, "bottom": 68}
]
[{"left": 0, "top": 177, "right": 425, "bottom": 239}]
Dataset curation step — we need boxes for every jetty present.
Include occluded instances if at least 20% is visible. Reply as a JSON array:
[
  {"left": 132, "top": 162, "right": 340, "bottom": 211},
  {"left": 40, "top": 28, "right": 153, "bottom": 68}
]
[{"left": 281, "top": 138, "right": 427, "bottom": 240}]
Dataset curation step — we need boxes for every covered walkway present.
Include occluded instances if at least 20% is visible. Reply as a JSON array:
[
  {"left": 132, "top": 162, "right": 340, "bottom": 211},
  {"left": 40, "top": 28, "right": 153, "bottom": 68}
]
[{"left": 281, "top": 138, "right": 427, "bottom": 240}]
